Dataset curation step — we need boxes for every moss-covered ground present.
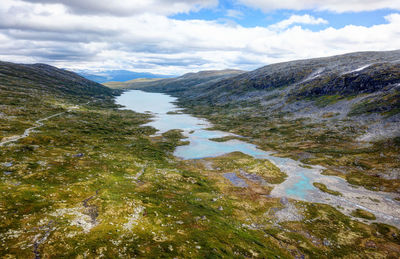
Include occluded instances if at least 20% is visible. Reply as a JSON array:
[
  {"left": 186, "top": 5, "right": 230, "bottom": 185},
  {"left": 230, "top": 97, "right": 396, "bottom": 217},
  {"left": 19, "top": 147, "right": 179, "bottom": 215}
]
[
  {"left": 1, "top": 88, "right": 400, "bottom": 258},
  {"left": 313, "top": 182, "right": 342, "bottom": 196},
  {"left": 351, "top": 209, "right": 377, "bottom": 220}
]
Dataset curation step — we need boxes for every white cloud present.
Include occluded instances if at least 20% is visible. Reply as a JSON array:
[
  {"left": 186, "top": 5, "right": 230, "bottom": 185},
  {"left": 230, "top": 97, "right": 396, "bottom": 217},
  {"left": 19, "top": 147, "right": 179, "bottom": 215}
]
[
  {"left": 226, "top": 9, "right": 244, "bottom": 19},
  {"left": 269, "top": 15, "right": 328, "bottom": 30},
  {"left": 18, "top": 0, "right": 218, "bottom": 16},
  {"left": 0, "top": 0, "right": 399, "bottom": 75},
  {"left": 238, "top": 0, "right": 400, "bottom": 12}
]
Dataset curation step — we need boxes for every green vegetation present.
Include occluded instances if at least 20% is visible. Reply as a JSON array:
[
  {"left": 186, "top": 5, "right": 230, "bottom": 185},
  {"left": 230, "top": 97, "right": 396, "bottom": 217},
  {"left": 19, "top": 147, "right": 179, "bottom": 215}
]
[
  {"left": 209, "top": 136, "right": 247, "bottom": 142},
  {"left": 349, "top": 90, "right": 400, "bottom": 117},
  {"left": 351, "top": 209, "right": 377, "bottom": 220},
  {"left": 313, "top": 182, "right": 342, "bottom": 196},
  {"left": 166, "top": 111, "right": 183, "bottom": 114},
  {"left": 204, "top": 151, "right": 287, "bottom": 185}
]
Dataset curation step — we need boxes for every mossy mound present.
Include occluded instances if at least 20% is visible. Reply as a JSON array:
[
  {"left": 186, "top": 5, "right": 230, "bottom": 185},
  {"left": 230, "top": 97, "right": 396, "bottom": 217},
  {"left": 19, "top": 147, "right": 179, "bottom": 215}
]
[
  {"left": 351, "top": 209, "right": 377, "bottom": 220},
  {"left": 313, "top": 182, "right": 342, "bottom": 196}
]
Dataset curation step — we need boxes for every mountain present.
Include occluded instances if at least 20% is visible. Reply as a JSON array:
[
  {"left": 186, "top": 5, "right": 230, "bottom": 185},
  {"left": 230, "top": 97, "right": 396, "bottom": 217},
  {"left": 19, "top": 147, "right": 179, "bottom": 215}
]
[
  {"left": 117, "top": 69, "right": 245, "bottom": 92},
  {"left": 0, "top": 61, "right": 115, "bottom": 98},
  {"left": 184, "top": 50, "right": 400, "bottom": 105},
  {"left": 0, "top": 61, "right": 117, "bottom": 144},
  {"left": 78, "top": 69, "right": 172, "bottom": 83},
  {"left": 136, "top": 50, "right": 400, "bottom": 192}
]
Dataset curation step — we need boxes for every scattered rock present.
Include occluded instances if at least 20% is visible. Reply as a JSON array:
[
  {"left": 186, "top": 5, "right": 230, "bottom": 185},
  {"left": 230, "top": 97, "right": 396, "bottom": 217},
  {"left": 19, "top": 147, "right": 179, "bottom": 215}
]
[
  {"left": 73, "top": 153, "right": 84, "bottom": 158},
  {"left": 365, "top": 240, "right": 377, "bottom": 249},
  {"left": 280, "top": 197, "right": 289, "bottom": 206},
  {"left": 33, "top": 220, "right": 55, "bottom": 259},
  {"left": 50, "top": 207, "right": 97, "bottom": 233},
  {"left": 272, "top": 200, "right": 303, "bottom": 223},
  {"left": 123, "top": 205, "right": 145, "bottom": 231},
  {"left": 323, "top": 238, "right": 331, "bottom": 247},
  {"left": 2, "top": 162, "right": 13, "bottom": 167}
]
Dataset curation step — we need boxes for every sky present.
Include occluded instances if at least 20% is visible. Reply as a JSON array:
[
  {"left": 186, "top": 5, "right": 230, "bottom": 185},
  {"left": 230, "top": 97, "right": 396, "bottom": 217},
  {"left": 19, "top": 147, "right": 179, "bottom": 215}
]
[{"left": 0, "top": 0, "right": 399, "bottom": 75}]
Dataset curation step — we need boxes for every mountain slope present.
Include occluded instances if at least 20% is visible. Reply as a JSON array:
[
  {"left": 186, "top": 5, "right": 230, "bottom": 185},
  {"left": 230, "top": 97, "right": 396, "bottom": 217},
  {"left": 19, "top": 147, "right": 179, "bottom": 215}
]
[
  {"left": 0, "top": 61, "right": 117, "bottom": 141},
  {"left": 181, "top": 50, "right": 400, "bottom": 103},
  {"left": 1, "top": 62, "right": 115, "bottom": 97},
  {"left": 140, "top": 50, "right": 400, "bottom": 192}
]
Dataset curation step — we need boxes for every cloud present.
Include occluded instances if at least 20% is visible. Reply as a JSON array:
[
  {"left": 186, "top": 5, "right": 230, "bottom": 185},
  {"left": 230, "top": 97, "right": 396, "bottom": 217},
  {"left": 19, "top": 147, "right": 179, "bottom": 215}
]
[
  {"left": 18, "top": 0, "right": 218, "bottom": 16},
  {"left": 269, "top": 15, "right": 328, "bottom": 30},
  {"left": 0, "top": 0, "right": 399, "bottom": 75},
  {"left": 238, "top": 0, "right": 400, "bottom": 12},
  {"left": 226, "top": 9, "right": 244, "bottom": 19}
]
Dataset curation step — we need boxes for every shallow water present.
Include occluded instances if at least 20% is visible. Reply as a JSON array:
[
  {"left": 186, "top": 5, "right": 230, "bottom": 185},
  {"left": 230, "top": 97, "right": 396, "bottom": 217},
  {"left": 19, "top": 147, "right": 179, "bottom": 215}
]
[
  {"left": 116, "top": 90, "right": 400, "bottom": 227},
  {"left": 223, "top": 172, "right": 248, "bottom": 187},
  {"left": 285, "top": 171, "right": 314, "bottom": 199}
]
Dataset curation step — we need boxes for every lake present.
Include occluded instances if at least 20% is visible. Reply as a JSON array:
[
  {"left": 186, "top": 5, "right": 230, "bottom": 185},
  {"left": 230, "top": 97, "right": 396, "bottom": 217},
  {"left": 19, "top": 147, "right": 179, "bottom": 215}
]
[{"left": 116, "top": 90, "right": 400, "bottom": 227}]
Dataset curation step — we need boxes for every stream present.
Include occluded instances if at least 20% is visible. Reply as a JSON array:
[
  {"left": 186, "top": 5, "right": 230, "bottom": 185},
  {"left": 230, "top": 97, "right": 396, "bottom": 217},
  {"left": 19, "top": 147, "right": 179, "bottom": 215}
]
[{"left": 117, "top": 90, "right": 400, "bottom": 227}]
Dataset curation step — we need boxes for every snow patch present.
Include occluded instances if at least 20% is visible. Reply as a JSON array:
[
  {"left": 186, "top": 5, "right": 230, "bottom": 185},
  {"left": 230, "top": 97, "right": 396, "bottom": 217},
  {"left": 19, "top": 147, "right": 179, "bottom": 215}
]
[
  {"left": 342, "top": 64, "right": 372, "bottom": 75},
  {"left": 300, "top": 68, "right": 324, "bottom": 84}
]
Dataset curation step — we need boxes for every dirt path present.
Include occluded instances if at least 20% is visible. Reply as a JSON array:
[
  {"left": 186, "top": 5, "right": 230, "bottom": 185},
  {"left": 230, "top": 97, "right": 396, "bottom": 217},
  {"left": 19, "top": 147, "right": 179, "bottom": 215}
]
[
  {"left": 0, "top": 111, "right": 66, "bottom": 147},
  {"left": 0, "top": 100, "right": 94, "bottom": 147}
]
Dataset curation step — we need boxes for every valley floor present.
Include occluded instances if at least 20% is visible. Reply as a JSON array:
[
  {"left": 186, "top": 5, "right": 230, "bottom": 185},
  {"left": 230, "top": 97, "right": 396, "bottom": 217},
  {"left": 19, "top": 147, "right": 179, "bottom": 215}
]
[{"left": 1, "top": 94, "right": 400, "bottom": 258}]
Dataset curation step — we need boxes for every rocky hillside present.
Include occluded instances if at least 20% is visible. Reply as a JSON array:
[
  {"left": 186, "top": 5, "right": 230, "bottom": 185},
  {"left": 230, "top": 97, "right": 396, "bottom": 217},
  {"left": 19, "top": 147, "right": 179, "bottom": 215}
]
[
  {"left": 138, "top": 50, "right": 400, "bottom": 192},
  {"left": 181, "top": 50, "right": 400, "bottom": 109}
]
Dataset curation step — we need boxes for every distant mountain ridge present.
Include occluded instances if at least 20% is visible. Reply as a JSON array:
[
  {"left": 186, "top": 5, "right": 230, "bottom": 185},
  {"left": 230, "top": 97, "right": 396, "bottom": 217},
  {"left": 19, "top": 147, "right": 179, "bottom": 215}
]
[
  {"left": 78, "top": 69, "right": 173, "bottom": 83},
  {"left": 116, "top": 69, "right": 245, "bottom": 92},
  {"left": 103, "top": 78, "right": 164, "bottom": 89}
]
